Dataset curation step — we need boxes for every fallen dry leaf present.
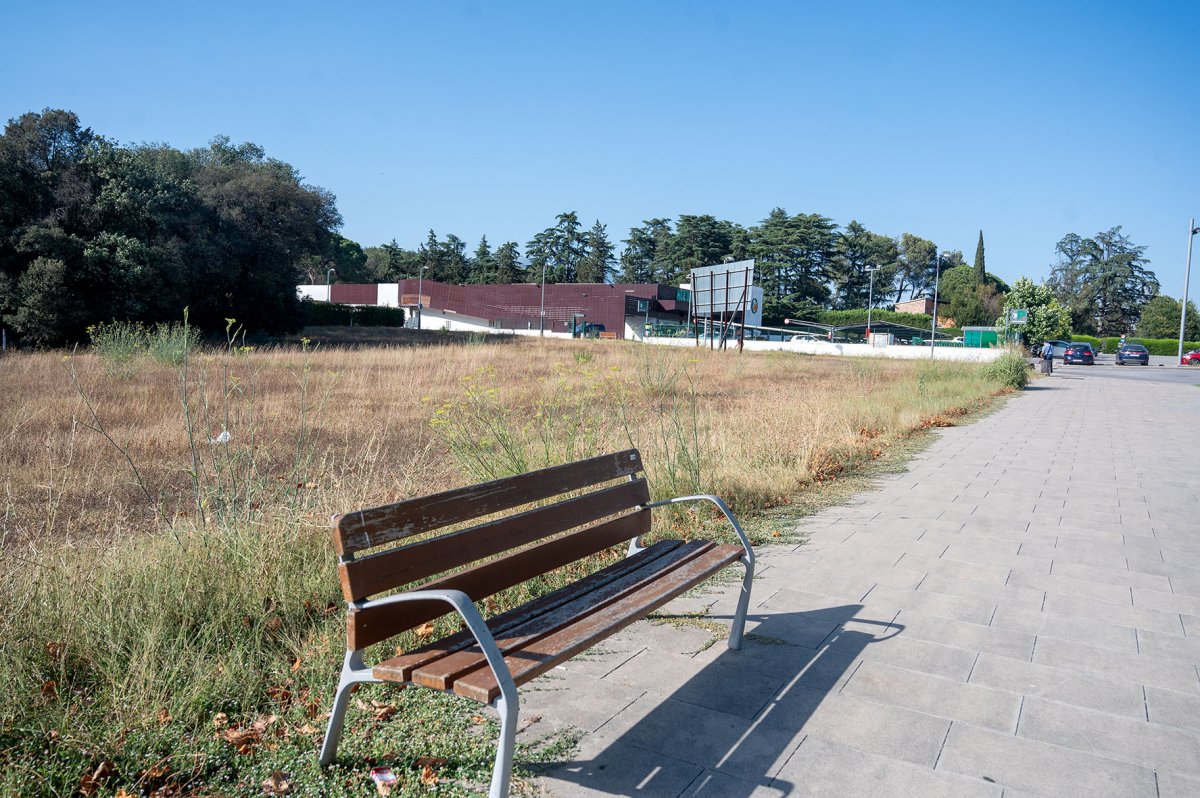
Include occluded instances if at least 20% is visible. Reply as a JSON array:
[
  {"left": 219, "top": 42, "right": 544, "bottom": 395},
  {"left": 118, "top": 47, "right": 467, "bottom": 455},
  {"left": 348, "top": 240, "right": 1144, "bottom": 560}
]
[
  {"left": 261, "top": 770, "right": 291, "bottom": 795},
  {"left": 419, "top": 764, "right": 438, "bottom": 786},
  {"left": 290, "top": 657, "right": 302, "bottom": 672},
  {"left": 415, "top": 622, "right": 435, "bottom": 639},
  {"left": 157, "top": 708, "right": 172, "bottom": 725},
  {"left": 78, "top": 761, "right": 114, "bottom": 797},
  {"left": 212, "top": 712, "right": 229, "bottom": 730},
  {"left": 45, "top": 642, "right": 64, "bottom": 661},
  {"left": 41, "top": 680, "right": 56, "bottom": 700},
  {"left": 471, "top": 714, "right": 485, "bottom": 725},
  {"left": 297, "top": 723, "right": 319, "bottom": 735}
]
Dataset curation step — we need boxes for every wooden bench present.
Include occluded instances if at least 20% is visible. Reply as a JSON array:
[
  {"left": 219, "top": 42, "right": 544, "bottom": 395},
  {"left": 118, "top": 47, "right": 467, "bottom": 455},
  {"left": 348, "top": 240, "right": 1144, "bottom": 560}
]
[{"left": 318, "top": 448, "right": 755, "bottom": 797}]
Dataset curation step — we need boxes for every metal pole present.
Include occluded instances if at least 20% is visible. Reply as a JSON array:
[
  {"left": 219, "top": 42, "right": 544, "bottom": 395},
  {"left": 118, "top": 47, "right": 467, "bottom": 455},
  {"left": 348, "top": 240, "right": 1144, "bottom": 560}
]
[
  {"left": 1178, "top": 218, "right": 1198, "bottom": 365},
  {"left": 416, "top": 263, "right": 424, "bottom": 330},
  {"left": 539, "top": 259, "right": 547, "bottom": 336},
  {"left": 866, "top": 266, "right": 876, "bottom": 340},
  {"left": 929, "top": 255, "right": 941, "bottom": 357}
]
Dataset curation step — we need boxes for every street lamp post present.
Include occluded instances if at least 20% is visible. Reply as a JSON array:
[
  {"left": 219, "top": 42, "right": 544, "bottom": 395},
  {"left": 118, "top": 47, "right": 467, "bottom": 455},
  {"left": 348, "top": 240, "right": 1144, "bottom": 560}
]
[
  {"left": 539, "top": 260, "right": 548, "bottom": 337},
  {"left": 326, "top": 268, "right": 336, "bottom": 303},
  {"left": 416, "top": 262, "right": 425, "bottom": 330},
  {"left": 929, "top": 254, "right": 942, "bottom": 357},
  {"left": 866, "top": 266, "right": 880, "bottom": 341},
  {"left": 1178, "top": 218, "right": 1199, "bottom": 365}
]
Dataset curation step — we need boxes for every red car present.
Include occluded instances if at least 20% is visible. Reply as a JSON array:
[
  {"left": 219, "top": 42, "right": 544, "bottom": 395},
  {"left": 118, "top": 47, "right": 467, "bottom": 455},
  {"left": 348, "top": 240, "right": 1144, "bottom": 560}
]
[{"left": 1182, "top": 349, "right": 1200, "bottom": 365}]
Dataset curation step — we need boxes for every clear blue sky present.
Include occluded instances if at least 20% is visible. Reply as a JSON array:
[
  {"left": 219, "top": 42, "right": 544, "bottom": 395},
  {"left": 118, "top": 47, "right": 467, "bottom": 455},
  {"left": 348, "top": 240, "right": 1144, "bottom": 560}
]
[{"left": 2, "top": 1, "right": 1197, "bottom": 294}]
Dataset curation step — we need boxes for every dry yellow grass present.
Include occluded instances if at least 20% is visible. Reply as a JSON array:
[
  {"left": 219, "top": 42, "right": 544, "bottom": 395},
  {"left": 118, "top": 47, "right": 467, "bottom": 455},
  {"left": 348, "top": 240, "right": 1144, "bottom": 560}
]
[{"left": 0, "top": 337, "right": 1004, "bottom": 548}]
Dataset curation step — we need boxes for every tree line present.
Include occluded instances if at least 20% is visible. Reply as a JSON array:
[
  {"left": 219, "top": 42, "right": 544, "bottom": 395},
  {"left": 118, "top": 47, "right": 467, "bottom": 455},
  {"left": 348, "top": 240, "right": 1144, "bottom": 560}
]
[
  {"left": 0, "top": 109, "right": 1176, "bottom": 346},
  {"left": 0, "top": 110, "right": 338, "bottom": 346}
]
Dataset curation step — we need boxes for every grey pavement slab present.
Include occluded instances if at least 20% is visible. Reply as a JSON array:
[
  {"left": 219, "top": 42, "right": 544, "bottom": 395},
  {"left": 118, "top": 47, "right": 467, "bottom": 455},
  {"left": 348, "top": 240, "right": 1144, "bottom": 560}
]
[{"left": 534, "top": 372, "right": 1200, "bottom": 796}]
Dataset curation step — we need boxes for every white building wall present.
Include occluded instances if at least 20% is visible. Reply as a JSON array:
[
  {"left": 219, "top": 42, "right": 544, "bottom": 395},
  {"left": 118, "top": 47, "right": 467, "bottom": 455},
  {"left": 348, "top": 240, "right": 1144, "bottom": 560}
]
[
  {"left": 297, "top": 285, "right": 330, "bottom": 302},
  {"left": 377, "top": 283, "right": 400, "bottom": 307}
]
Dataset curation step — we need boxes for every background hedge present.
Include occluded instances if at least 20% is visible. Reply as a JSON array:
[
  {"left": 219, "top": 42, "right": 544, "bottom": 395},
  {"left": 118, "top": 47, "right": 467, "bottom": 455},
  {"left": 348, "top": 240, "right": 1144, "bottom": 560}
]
[
  {"left": 1069, "top": 334, "right": 1200, "bottom": 355},
  {"left": 300, "top": 300, "right": 407, "bottom": 327}
]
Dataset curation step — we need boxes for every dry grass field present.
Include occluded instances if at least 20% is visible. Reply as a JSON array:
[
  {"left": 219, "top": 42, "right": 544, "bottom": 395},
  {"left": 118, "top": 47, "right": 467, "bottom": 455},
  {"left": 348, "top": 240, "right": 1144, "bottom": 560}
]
[{"left": 0, "top": 335, "right": 1019, "bottom": 797}]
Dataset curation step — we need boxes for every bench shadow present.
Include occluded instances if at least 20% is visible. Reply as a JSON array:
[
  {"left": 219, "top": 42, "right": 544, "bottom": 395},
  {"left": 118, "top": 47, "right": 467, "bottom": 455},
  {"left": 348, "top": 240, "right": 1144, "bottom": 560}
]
[{"left": 534, "top": 605, "right": 902, "bottom": 797}]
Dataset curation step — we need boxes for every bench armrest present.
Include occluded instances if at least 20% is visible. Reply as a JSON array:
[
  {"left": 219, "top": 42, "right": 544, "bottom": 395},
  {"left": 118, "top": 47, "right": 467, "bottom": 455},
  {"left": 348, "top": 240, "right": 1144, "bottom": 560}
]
[
  {"left": 636, "top": 494, "right": 755, "bottom": 568},
  {"left": 352, "top": 589, "right": 518, "bottom": 704}
]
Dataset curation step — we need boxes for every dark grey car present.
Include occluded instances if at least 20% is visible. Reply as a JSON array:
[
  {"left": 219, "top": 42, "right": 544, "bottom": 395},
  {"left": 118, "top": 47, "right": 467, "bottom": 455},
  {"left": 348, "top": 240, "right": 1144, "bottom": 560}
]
[{"left": 1116, "top": 343, "right": 1149, "bottom": 365}]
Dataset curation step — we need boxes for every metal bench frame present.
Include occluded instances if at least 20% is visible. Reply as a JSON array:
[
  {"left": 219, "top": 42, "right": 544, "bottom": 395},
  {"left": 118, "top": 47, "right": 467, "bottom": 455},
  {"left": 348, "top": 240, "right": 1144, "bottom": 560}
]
[{"left": 318, "top": 459, "right": 754, "bottom": 798}]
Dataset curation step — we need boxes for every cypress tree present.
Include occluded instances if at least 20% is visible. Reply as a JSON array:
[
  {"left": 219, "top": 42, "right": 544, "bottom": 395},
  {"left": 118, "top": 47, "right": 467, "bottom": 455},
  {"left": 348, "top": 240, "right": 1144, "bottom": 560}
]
[{"left": 973, "top": 230, "right": 986, "bottom": 283}]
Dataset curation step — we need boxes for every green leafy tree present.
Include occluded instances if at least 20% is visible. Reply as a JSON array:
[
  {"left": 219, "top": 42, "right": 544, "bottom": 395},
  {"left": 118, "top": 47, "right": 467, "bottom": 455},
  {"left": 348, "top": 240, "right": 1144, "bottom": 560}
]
[
  {"left": 1136, "top": 294, "right": 1199, "bottom": 340},
  {"left": 749, "top": 209, "right": 835, "bottom": 306},
  {"left": 1049, "top": 227, "right": 1158, "bottom": 335},
  {"left": 619, "top": 218, "right": 674, "bottom": 283},
  {"left": 973, "top": 230, "right": 986, "bottom": 283},
  {"left": 493, "top": 241, "right": 523, "bottom": 283},
  {"left": 896, "top": 233, "right": 937, "bottom": 300},
  {"left": 578, "top": 220, "right": 615, "bottom": 283},
  {"left": 829, "top": 220, "right": 899, "bottom": 309},
  {"left": 526, "top": 212, "right": 586, "bottom": 284},
  {"left": 468, "top": 236, "right": 495, "bottom": 284},
  {"left": 363, "top": 239, "right": 419, "bottom": 281},
  {"left": 1000, "top": 277, "right": 1071, "bottom": 346},
  {"left": 670, "top": 214, "right": 747, "bottom": 286}
]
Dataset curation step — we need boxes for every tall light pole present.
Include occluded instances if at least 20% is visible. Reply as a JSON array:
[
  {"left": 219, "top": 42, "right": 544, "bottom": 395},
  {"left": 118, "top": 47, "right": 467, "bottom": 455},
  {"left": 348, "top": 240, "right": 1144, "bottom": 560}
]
[
  {"left": 1178, "top": 218, "right": 1199, "bottom": 365},
  {"left": 326, "top": 267, "right": 335, "bottom": 303},
  {"left": 866, "top": 265, "right": 880, "bottom": 340},
  {"left": 416, "top": 262, "right": 425, "bottom": 330},
  {"left": 929, "top": 254, "right": 942, "bottom": 357},
  {"left": 539, "top": 260, "right": 548, "bottom": 337}
]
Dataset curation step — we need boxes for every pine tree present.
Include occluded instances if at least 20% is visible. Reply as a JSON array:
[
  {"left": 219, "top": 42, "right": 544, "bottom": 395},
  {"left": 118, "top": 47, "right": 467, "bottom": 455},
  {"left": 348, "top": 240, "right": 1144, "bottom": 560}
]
[
  {"left": 973, "top": 230, "right": 986, "bottom": 283},
  {"left": 578, "top": 220, "right": 615, "bottom": 283}
]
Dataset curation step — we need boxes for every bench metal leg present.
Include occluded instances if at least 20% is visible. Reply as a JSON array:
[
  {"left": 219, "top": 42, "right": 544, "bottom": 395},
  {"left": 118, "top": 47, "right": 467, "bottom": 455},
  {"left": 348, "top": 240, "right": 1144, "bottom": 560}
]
[
  {"left": 319, "top": 651, "right": 381, "bottom": 767},
  {"left": 728, "top": 555, "right": 754, "bottom": 650},
  {"left": 489, "top": 691, "right": 519, "bottom": 798}
]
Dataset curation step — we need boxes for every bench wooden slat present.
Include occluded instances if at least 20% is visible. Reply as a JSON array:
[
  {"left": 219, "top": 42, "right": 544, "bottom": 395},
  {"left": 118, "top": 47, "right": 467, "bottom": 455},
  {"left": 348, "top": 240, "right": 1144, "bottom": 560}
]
[
  {"left": 338, "top": 478, "right": 650, "bottom": 601},
  {"left": 347, "top": 509, "right": 652, "bottom": 650},
  {"left": 371, "top": 539, "right": 688, "bottom": 683},
  {"left": 335, "top": 449, "right": 643, "bottom": 555},
  {"left": 406, "top": 541, "right": 723, "bottom": 691},
  {"left": 449, "top": 542, "right": 744, "bottom": 702}
]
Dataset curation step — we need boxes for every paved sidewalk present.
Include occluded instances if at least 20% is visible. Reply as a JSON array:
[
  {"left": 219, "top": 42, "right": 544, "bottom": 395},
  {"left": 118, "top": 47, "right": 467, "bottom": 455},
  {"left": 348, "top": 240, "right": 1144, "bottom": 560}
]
[{"left": 527, "top": 372, "right": 1200, "bottom": 797}]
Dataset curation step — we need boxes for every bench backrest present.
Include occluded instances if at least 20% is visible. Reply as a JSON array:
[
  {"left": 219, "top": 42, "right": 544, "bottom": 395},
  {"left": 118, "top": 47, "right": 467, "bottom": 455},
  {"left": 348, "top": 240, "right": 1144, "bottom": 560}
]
[{"left": 335, "top": 449, "right": 651, "bottom": 649}]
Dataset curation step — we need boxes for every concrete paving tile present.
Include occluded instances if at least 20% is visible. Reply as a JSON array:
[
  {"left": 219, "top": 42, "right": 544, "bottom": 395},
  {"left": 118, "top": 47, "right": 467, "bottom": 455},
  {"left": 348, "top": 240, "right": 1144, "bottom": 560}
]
[
  {"left": 788, "top": 693, "right": 950, "bottom": 767},
  {"left": 1157, "top": 770, "right": 1200, "bottom": 798},
  {"left": 857, "top": 634, "right": 978, "bottom": 681},
  {"left": 840, "top": 660, "right": 1021, "bottom": 731},
  {"left": 1135, "top": 628, "right": 1200, "bottom": 665},
  {"left": 1049, "top": 560, "right": 1173, "bottom": 592},
  {"left": 603, "top": 646, "right": 791, "bottom": 718},
  {"left": 862, "top": 583, "right": 997, "bottom": 625},
  {"left": 966, "top": 653, "right": 1147, "bottom": 719},
  {"left": 1145, "top": 685, "right": 1200, "bottom": 732},
  {"left": 990, "top": 603, "right": 1138, "bottom": 652},
  {"left": 589, "top": 693, "right": 803, "bottom": 783},
  {"left": 1006, "top": 569, "right": 1134, "bottom": 605},
  {"left": 679, "top": 769, "right": 789, "bottom": 797},
  {"left": 1017, "top": 696, "right": 1200, "bottom": 775},
  {"left": 921, "top": 557, "right": 1014, "bottom": 584},
  {"left": 537, "top": 736, "right": 705, "bottom": 797},
  {"left": 1032, "top": 636, "right": 1200, "bottom": 694},
  {"left": 937, "top": 721, "right": 1158, "bottom": 798},
  {"left": 894, "top": 608, "right": 1036, "bottom": 660},
  {"left": 521, "top": 673, "right": 646, "bottom": 735},
  {"left": 1040, "top": 593, "right": 1185, "bottom": 635},
  {"left": 918, "top": 573, "right": 1044, "bottom": 606},
  {"left": 774, "top": 735, "right": 1002, "bottom": 798}
]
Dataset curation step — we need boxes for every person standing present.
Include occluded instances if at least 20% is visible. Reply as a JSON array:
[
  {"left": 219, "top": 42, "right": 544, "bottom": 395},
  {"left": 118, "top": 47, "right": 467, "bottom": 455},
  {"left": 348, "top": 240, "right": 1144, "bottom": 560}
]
[{"left": 1041, "top": 341, "right": 1054, "bottom": 374}]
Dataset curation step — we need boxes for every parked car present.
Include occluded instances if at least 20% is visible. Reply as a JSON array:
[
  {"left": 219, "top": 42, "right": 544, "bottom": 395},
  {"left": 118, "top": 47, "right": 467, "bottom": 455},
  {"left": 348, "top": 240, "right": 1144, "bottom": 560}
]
[
  {"left": 1181, "top": 349, "right": 1200, "bottom": 366},
  {"left": 1062, "top": 343, "right": 1094, "bottom": 365},
  {"left": 1116, "top": 343, "right": 1149, "bottom": 365},
  {"left": 1041, "top": 340, "right": 1070, "bottom": 358}
]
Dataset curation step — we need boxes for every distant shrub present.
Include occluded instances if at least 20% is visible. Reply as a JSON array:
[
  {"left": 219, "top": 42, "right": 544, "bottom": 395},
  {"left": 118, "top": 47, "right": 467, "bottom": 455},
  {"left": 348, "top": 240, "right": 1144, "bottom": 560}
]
[
  {"left": 88, "top": 321, "right": 149, "bottom": 378},
  {"left": 301, "top": 299, "right": 405, "bottom": 327},
  {"left": 984, "top": 351, "right": 1029, "bottom": 390},
  {"left": 1070, "top": 334, "right": 1200, "bottom": 355},
  {"left": 148, "top": 320, "right": 201, "bottom": 366}
]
